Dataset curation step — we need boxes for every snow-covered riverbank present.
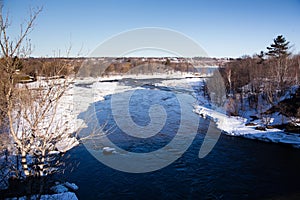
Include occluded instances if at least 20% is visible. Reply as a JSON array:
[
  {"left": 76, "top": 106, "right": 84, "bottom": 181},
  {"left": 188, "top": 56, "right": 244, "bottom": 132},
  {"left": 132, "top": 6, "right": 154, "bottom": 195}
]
[
  {"left": 185, "top": 78, "right": 300, "bottom": 148},
  {"left": 193, "top": 105, "right": 300, "bottom": 148}
]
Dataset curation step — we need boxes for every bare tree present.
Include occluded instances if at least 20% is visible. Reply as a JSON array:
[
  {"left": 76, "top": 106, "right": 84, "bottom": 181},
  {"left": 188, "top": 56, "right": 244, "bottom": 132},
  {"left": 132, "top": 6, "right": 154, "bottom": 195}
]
[
  {"left": 266, "top": 35, "right": 291, "bottom": 90},
  {"left": 206, "top": 69, "right": 227, "bottom": 107},
  {"left": 0, "top": 5, "right": 78, "bottom": 187}
]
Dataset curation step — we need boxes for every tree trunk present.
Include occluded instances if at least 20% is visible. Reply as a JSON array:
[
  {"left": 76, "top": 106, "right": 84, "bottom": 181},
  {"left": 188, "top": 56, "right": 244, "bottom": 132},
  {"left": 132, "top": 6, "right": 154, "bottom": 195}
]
[
  {"left": 21, "top": 150, "right": 30, "bottom": 177},
  {"left": 38, "top": 150, "right": 46, "bottom": 177}
]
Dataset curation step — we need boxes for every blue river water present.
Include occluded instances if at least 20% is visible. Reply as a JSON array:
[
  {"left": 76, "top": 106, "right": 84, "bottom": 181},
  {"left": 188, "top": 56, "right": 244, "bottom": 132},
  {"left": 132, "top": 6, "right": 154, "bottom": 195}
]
[{"left": 66, "top": 82, "right": 300, "bottom": 200}]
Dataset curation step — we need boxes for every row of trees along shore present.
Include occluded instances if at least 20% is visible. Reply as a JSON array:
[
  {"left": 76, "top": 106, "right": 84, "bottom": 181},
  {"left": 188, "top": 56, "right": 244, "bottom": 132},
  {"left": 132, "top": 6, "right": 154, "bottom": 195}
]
[{"left": 214, "top": 35, "right": 300, "bottom": 127}]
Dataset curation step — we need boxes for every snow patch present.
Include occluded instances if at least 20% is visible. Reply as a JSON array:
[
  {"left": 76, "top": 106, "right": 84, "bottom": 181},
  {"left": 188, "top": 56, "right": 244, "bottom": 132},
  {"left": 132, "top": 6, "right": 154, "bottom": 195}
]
[{"left": 194, "top": 105, "right": 300, "bottom": 148}]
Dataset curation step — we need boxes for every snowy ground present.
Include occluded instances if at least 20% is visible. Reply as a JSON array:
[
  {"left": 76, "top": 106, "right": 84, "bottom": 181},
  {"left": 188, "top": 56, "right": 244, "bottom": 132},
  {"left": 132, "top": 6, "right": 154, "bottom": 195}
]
[{"left": 193, "top": 105, "right": 300, "bottom": 148}]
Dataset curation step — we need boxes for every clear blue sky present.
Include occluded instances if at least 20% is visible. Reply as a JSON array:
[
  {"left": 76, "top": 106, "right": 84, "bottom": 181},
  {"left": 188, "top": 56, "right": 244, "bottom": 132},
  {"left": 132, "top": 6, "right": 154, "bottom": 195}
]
[{"left": 3, "top": 0, "right": 300, "bottom": 58}]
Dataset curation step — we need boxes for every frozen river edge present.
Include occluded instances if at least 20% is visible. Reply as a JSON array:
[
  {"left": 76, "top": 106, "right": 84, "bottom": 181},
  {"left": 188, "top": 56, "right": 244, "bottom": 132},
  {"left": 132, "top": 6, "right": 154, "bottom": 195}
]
[{"left": 193, "top": 105, "right": 300, "bottom": 148}]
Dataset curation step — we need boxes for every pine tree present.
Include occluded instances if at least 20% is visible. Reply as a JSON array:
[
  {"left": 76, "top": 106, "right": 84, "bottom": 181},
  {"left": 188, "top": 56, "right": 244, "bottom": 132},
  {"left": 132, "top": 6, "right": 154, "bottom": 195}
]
[{"left": 266, "top": 35, "right": 290, "bottom": 58}]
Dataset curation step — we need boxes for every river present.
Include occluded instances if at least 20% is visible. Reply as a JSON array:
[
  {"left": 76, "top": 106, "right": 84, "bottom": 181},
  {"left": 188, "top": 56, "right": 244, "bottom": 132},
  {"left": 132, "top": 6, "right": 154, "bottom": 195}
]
[{"left": 66, "top": 78, "right": 300, "bottom": 200}]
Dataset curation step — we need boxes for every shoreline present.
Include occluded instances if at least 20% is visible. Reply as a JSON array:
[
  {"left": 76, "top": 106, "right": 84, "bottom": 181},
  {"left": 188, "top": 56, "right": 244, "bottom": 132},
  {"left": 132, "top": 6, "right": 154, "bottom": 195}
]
[{"left": 193, "top": 105, "right": 300, "bottom": 148}]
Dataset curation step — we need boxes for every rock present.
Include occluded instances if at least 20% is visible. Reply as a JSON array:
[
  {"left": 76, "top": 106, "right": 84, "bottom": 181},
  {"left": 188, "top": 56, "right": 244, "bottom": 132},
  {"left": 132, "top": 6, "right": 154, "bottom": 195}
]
[
  {"left": 245, "top": 122, "right": 256, "bottom": 126},
  {"left": 102, "top": 147, "right": 116, "bottom": 155},
  {"left": 50, "top": 184, "right": 69, "bottom": 193},
  {"left": 64, "top": 182, "right": 79, "bottom": 191},
  {"left": 255, "top": 126, "right": 266, "bottom": 131},
  {"left": 250, "top": 115, "right": 259, "bottom": 121},
  {"left": 286, "top": 122, "right": 300, "bottom": 133}
]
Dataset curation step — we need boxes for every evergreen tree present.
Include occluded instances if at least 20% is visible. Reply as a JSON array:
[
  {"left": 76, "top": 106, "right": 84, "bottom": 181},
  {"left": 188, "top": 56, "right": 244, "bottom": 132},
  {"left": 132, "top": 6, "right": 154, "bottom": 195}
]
[
  {"left": 266, "top": 35, "right": 290, "bottom": 58},
  {"left": 257, "top": 51, "right": 265, "bottom": 64}
]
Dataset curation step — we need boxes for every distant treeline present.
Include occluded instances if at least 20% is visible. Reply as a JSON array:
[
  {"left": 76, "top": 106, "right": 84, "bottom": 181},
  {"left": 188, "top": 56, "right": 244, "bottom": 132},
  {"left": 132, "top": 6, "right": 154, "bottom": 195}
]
[
  {"left": 77, "top": 57, "right": 197, "bottom": 77},
  {"left": 2, "top": 57, "right": 228, "bottom": 78}
]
